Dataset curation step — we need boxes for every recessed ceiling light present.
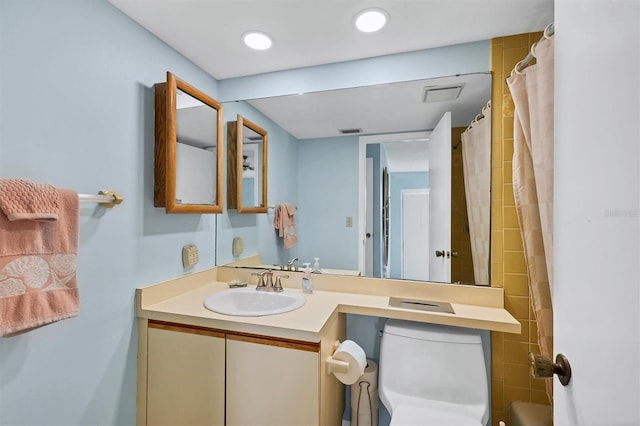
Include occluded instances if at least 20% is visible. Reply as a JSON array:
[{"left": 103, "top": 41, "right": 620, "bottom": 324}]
[
  {"left": 243, "top": 31, "right": 272, "bottom": 50},
  {"left": 354, "top": 8, "right": 388, "bottom": 33}
]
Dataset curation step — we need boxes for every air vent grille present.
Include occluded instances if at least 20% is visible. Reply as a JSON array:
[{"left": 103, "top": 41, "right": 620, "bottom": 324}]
[
  {"left": 339, "top": 128, "right": 363, "bottom": 134},
  {"left": 422, "top": 85, "right": 464, "bottom": 103}
]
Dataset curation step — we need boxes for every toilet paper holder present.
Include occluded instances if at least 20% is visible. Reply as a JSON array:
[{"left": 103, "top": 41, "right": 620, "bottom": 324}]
[
  {"left": 325, "top": 340, "right": 367, "bottom": 386},
  {"left": 326, "top": 341, "right": 350, "bottom": 374}
]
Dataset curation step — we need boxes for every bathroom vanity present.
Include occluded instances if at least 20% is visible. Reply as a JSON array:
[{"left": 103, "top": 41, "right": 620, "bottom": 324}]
[
  {"left": 135, "top": 267, "right": 519, "bottom": 426},
  {"left": 142, "top": 316, "right": 343, "bottom": 426}
]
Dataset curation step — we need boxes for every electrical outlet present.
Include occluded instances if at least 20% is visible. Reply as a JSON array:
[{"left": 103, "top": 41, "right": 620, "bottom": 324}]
[
  {"left": 182, "top": 244, "right": 199, "bottom": 268},
  {"left": 346, "top": 216, "right": 353, "bottom": 227}
]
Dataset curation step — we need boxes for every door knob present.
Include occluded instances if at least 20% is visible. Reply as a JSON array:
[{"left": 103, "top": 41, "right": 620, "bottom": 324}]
[
  {"left": 450, "top": 251, "right": 458, "bottom": 258},
  {"left": 366, "top": 233, "right": 372, "bottom": 238},
  {"left": 528, "top": 352, "right": 572, "bottom": 386},
  {"left": 435, "top": 250, "right": 446, "bottom": 257}
]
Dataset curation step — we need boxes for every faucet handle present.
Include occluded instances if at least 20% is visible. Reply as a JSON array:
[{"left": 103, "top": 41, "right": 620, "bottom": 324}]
[
  {"left": 273, "top": 275, "right": 289, "bottom": 292},
  {"left": 251, "top": 271, "right": 267, "bottom": 288}
]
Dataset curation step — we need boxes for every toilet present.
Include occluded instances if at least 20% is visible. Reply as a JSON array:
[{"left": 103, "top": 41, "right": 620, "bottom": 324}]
[{"left": 379, "top": 319, "right": 489, "bottom": 426}]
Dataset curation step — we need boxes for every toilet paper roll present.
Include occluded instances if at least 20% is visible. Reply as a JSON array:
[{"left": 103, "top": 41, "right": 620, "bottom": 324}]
[
  {"left": 358, "top": 359, "right": 378, "bottom": 390},
  {"left": 332, "top": 340, "right": 367, "bottom": 385}
]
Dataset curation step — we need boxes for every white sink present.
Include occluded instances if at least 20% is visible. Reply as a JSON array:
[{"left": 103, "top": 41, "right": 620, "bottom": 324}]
[{"left": 203, "top": 288, "right": 306, "bottom": 316}]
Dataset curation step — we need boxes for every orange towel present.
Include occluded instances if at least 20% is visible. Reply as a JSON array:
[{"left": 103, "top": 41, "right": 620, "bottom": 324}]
[
  {"left": 0, "top": 179, "right": 60, "bottom": 221},
  {"left": 274, "top": 203, "right": 297, "bottom": 249},
  {"left": 0, "top": 182, "right": 79, "bottom": 336}
]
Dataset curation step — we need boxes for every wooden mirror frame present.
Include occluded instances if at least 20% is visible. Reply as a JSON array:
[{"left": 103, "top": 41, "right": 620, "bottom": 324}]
[
  {"left": 227, "top": 115, "right": 268, "bottom": 213},
  {"left": 154, "top": 71, "right": 224, "bottom": 213}
]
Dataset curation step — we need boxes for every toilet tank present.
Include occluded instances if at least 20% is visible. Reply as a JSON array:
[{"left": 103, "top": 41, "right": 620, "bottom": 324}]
[{"left": 379, "top": 319, "right": 488, "bottom": 411}]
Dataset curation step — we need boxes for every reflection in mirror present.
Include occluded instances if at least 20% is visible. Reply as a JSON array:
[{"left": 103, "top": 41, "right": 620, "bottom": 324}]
[
  {"left": 227, "top": 115, "right": 268, "bottom": 213},
  {"left": 221, "top": 73, "right": 491, "bottom": 285},
  {"left": 154, "top": 72, "right": 223, "bottom": 213}
]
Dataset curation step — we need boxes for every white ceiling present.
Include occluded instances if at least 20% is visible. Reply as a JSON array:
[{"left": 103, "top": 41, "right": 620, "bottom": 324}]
[{"left": 108, "top": 0, "right": 554, "bottom": 80}]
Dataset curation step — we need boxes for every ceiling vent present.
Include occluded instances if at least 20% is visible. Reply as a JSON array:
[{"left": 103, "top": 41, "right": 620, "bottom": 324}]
[
  {"left": 422, "top": 84, "right": 464, "bottom": 103},
  {"left": 339, "top": 128, "right": 363, "bottom": 134}
]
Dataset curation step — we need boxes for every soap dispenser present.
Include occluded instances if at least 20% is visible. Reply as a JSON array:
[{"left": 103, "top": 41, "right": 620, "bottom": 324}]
[
  {"left": 312, "top": 257, "right": 321, "bottom": 273},
  {"left": 301, "top": 263, "right": 313, "bottom": 294}
]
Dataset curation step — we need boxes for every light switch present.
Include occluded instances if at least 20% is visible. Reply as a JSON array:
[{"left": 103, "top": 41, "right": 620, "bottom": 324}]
[{"left": 346, "top": 216, "right": 353, "bottom": 227}]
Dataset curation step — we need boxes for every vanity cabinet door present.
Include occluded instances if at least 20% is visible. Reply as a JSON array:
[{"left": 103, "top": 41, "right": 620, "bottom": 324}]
[
  {"left": 146, "top": 323, "right": 225, "bottom": 426},
  {"left": 226, "top": 334, "right": 320, "bottom": 426}
]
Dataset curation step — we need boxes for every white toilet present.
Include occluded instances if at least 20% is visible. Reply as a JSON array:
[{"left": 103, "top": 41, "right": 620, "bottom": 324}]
[{"left": 379, "top": 319, "right": 489, "bottom": 426}]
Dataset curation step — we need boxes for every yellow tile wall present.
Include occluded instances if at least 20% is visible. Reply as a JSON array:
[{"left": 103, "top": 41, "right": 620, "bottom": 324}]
[{"left": 490, "top": 33, "right": 551, "bottom": 426}]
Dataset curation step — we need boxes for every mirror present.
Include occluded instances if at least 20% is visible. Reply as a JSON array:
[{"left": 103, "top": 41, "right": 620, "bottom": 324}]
[
  {"left": 154, "top": 71, "right": 223, "bottom": 213},
  {"left": 219, "top": 72, "right": 491, "bottom": 285},
  {"left": 227, "top": 115, "right": 268, "bottom": 213}
]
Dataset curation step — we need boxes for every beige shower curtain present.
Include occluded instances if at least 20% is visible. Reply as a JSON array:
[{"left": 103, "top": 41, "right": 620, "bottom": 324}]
[
  {"left": 461, "top": 102, "right": 491, "bottom": 285},
  {"left": 507, "top": 35, "right": 554, "bottom": 401}
]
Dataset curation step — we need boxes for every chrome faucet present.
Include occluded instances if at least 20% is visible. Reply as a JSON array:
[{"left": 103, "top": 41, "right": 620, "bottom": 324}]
[
  {"left": 253, "top": 270, "right": 288, "bottom": 292},
  {"left": 286, "top": 257, "right": 299, "bottom": 271}
]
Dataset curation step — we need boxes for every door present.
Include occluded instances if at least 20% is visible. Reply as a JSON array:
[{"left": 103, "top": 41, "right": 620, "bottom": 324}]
[
  {"left": 365, "top": 157, "right": 374, "bottom": 276},
  {"left": 401, "top": 189, "right": 429, "bottom": 280},
  {"left": 555, "top": 2, "right": 640, "bottom": 424},
  {"left": 428, "top": 112, "right": 452, "bottom": 282}
]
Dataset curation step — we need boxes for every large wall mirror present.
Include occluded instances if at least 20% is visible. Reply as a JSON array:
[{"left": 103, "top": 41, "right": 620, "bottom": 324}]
[
  {"left": 220, "top": 72, "right": 491, "bottom": 286},
  {"left": 154, "top": 72, "right": 223, "bottom": 213},
  {"left": 227, "top": 115, "right": 268, "bottom": 213}
]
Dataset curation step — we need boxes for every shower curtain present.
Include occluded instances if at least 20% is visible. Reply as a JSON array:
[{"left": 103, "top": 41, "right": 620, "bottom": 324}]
[
  {"left": 507, "top": 35, "right": 554, "bottom": 401},
  {"left": 461, "top": 103, "right": 491, "bottom": 285}
]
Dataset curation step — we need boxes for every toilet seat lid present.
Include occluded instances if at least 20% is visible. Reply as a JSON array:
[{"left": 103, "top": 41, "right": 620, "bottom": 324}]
[{"left": 390, "top": 403, "right": 484, "bottom": 426}]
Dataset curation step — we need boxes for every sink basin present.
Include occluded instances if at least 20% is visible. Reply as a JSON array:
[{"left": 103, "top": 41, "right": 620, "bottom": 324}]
[{"left": 203, "top": 288, "right": 306, "bottom": 316}]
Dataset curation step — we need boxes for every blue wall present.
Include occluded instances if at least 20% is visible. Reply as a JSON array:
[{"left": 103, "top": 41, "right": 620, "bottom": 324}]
[
  {"left": 296, "top": 136, "right": 359, "bottom": 269},
  {"left": 217, "top": 101, "right": 299, "bottom": 267},
  {"left": 0, "top": 1, "right": 220, "bottom": 424}
]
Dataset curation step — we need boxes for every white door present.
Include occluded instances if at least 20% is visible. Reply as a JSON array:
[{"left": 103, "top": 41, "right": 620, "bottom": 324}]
[
  {"left": 365, "top": 158, "right": 374, "bottom": 276},
  {"left": 401, "top": 189, "right": 429, "bottom": 280},
  {"left": 428, "top": 112, "right": 452, "bottom": 282},
  {"left": 555, "top": 2, "right": 640, "bottom": 424}
]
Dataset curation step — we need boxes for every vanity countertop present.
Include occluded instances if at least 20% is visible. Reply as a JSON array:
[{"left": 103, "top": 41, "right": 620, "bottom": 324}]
[{"left": 137, "top": 267, "right": 520, "bottom": 342}]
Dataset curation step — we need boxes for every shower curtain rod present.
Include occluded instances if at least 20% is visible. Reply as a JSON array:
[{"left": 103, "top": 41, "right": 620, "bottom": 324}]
[
  {"left": 515, "top": 23, "right": 554, "bottom": 72},
  {"left": 459, "top": 100, "right": 492, "bottom": 142}
]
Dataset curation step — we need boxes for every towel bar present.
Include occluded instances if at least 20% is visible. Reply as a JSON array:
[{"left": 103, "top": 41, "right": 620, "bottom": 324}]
[
  {"left": 267, "top": 204, "right": 298, "bottom": 210},
  {"left": 79, "top": 190, "right": 123, "bottom": 208}
]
